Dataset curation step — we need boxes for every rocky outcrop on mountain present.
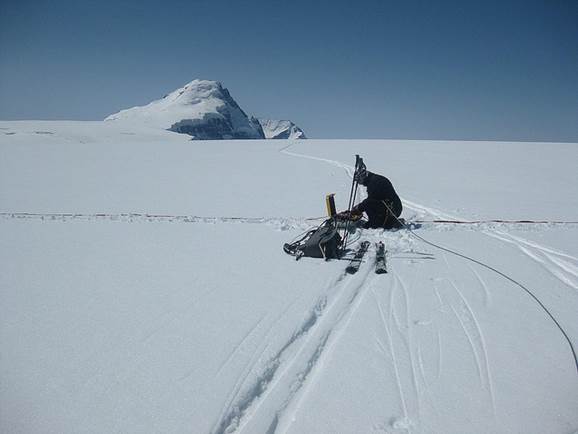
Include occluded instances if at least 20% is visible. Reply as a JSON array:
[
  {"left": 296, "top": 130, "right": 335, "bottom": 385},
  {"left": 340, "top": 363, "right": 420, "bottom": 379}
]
[{"left": 257, "top": 119, "right": 306, "bottom": 139}]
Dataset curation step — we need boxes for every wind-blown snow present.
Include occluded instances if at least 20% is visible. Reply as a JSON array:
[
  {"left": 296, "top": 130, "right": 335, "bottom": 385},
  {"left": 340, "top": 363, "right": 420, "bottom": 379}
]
[{"left": 1, "top": 120, "right": 577, "bottom": 434}]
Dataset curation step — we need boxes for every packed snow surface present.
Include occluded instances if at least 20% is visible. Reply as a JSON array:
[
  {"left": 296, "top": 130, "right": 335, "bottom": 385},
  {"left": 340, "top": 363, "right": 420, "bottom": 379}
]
[{"left": 1, "top": 120, "right": 578, "bottom": 434}]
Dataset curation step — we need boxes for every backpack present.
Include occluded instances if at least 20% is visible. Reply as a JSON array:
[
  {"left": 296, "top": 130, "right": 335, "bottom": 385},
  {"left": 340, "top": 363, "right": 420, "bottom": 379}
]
[{"left": 283, "top": 219, "right": 342, "bottom": 260}]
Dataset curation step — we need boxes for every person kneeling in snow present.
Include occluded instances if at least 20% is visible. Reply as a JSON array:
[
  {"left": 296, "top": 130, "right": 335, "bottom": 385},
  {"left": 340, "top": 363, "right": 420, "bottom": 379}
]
[{"left": 340, "top": 166, "right": 403, "bottom": 229}]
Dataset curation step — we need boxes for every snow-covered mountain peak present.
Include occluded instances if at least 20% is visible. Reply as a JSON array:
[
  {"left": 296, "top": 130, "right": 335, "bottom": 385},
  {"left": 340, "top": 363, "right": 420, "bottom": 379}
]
[
  {"left": 163, "top": 79, "right": 226, "bottom": 105},
  {"left": 105, "top": 78, "right": 307, "bottom": 141},
  {"left": 105, "top": 79, "right": 264, "bottom": 140}
]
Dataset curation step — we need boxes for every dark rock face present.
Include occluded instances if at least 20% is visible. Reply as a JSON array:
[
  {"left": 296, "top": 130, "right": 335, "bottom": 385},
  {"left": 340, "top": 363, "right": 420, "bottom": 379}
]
[
  {"left": 171, "top": 115, "right": 236, "bottom": 140},
  {"left": 169, "top": 84, "right": 265, "bottom": 139},
  {"left": 249, "top": 116, "right": 266, "bottom": 138},
  {"left": 170, "top": 108, "right": 265, "bottom": 140},
  {"left": 257, "top": 119, "right": 307, "bottom": 139}
]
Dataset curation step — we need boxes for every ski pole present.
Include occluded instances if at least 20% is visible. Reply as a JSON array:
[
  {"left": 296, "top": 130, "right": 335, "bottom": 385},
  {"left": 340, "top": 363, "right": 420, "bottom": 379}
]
[{"left": 341, "top": 155, "right": 360, "bottom": 252}]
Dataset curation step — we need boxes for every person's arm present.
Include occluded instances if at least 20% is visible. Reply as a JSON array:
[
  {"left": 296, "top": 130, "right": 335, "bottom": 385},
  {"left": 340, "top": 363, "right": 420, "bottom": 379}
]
[
  {"left": 352, "top": 199, "right": 368, "bottom": 214},
  {"left": 337, "top": 200, "right": 366, "bottom": 219}
]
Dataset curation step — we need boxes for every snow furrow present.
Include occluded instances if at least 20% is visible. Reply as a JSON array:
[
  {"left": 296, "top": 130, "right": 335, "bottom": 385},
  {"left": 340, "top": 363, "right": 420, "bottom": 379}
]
[
  {"left": 416, "top": 342, "right": 429, "bottom": 389},
  {"left": 392, "top": 272, "right": 422, "bottom": 425},
  {"left": 269, "top": 267, "right": 378, "bottom": 433},
  {"left": 212, "top": 291, "right": 313, "bottom": 434},
  {"left": 212, "top": 295, "right": 327, "bottom": 434},
  {"left": 446, "top": 299, "right": 484, "bottom": 384},
  {"left": 467, "top": 264, "right": 492, "bottom": 308},
  {"left": 436, "top": 248, "right": 496, "bottom": 416},
  {"left": 402, "top": 199, "right": 461, "bottom": 222},
  {"left": 212, "top": 263, "right": 374, "bottom": 434},
  {"left": 279, "top": 145, "right": 355, "bottom": 178},
  {"left": 448, "top": 279, "right": 497, "bottom": 416},
  {"left": 374, "top": 291, "right": 409, "bottom": 429},
  {"left": 246, "top": 260, "right": 375, "bottom": 433},
  {"left": 503, "top": 232, "right": 578, "bottom": 261},
  {"left": 371, "top": 273, "right": 424, "bottom": 433},
  {"left": 439, "top": 256, "right": 485, "bottom": 389},
  {"left": 434, "top": 330, "right": 442, "bottom": 382},
  {"left": 487, "top": 231, "right": 578, "bottom": 291}
]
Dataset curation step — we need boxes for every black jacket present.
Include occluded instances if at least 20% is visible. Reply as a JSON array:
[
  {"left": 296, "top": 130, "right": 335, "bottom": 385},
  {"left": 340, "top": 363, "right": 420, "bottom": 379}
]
[{"left": 354, "top": 173, "right": 402, "bottom": 216}]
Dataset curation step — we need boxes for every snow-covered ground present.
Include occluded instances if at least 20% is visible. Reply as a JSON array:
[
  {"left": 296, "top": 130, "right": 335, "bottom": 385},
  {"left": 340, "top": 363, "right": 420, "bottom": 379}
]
[{"left": 1, "top": 120, "right": 577, "bottom": 434}]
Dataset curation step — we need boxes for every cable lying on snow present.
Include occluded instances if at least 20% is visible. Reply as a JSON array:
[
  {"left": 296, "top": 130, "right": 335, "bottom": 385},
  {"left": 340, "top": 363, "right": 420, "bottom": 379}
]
[{"left": 382, "top": 202, "right": 578, "bottom": 376}]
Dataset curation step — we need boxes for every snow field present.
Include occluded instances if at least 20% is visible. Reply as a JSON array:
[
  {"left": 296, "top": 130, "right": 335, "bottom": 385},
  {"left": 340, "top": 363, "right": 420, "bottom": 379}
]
[{"left": 1, "top": 121, "right": 577, "bottom": 433}]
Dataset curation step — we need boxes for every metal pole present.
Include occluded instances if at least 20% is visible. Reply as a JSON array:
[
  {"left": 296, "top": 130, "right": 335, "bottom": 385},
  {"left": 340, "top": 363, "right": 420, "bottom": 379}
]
[{"left": 341, "top": 155, "right": 360, "bottom": 253}]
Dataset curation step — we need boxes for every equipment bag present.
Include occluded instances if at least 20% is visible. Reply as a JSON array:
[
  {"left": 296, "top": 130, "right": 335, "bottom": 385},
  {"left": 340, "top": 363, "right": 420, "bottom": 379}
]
[{"left": 283, "top": 219, "right": 342, "bottom": 260}]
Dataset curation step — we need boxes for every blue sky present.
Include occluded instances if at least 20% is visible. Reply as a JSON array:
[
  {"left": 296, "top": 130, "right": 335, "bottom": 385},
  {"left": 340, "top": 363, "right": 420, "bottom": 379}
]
[{"left": 1, "top": 0, "right": 577, "bottom": 141}]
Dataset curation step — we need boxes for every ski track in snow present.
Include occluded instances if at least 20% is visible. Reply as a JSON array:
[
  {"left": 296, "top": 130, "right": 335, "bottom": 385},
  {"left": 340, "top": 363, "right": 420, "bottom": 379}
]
[
  {"left": 393, "top": 273, "right": 422, "bottom": 424},
  {"left": 447, "top": 283, "right": 496, "bottom": 416},
  {"left": 374, "top": 294, "right": 410, "bottom": 431},
  {"left": 259, "top": 267, "right": 376, "bottom": 434},
  {"left": 279, "top": 144, "right": 355, "bottom": 178},
  {"left": 439, "top": 254, "right": 496, "bottom": 412},
  {"left": 211, "top": 295, "right": 305, "bottom": 434},
  {"left": 212, "top": 293, "right": 316, "bottom": 433},
  {"left": 400, "top": 196, "right": 578, "bottom": 281},
  {"left": 467, "top": 264, "right": 492, "bottom": 308},
  {"left": 211, "top": 255, "right": 375, "bottom": 434},
  {"left": 434, "top": 330, "right": 442, "bottom": 383},
  {"left": 486, "top": 230, "right": 578, "bottom": 292},
  {"left": 371, "top": 269, "right": 429, "bottom": 434},
  {"left": 402, "top": 199, "right": 461, "bottom": 222},
  {"left": 275, "top": 266, "right": 380, "bottom": 434}
]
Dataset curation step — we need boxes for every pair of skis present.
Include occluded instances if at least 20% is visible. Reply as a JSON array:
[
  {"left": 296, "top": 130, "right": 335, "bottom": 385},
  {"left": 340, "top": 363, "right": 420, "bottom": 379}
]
[{"left": 345, "top": 241, "right": 387, "bottom": 274}]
